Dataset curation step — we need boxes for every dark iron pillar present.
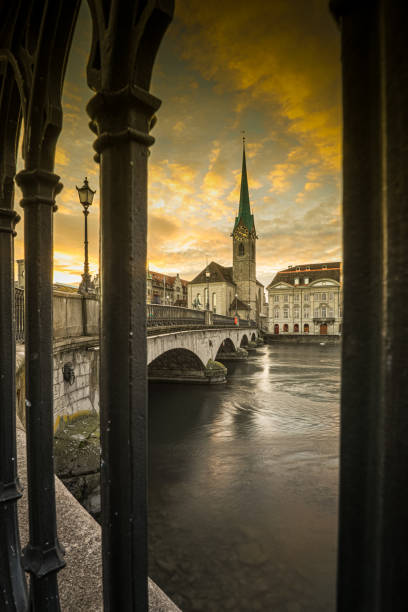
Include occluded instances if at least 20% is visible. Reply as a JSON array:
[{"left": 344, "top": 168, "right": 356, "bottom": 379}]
[
  {"left": 86, "top": 2, "right": 174, "bottom": 609},
  {"left": 332, "top": 1, "right": 408, "bottom": 610},
  {"left": 0, "top": 64, "right": 28, "bottom": 610},
  {"left": 16, "top": 169, "right": 65, "bottom": 611},
  {"left": 0, "top": 184, "right": 28, "bottom": 610}
]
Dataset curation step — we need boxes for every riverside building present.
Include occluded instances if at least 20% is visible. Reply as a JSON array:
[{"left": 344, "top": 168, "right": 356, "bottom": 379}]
[{"left": 267, "top": 262, "right": 342, "bottom": 335}]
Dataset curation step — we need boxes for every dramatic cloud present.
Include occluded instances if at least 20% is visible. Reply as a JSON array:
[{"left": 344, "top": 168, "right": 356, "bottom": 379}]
[{"left": 14, "top": 0, "right": 341, "bottom": 288}]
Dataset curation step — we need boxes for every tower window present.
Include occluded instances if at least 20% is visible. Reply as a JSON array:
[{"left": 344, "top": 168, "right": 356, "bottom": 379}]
[{"left": 238, "top": 243, "right": 245, "bottom": 256}]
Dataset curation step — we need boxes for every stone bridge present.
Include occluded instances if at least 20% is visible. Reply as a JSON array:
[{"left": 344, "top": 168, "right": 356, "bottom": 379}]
[
  {"left": 148, "top": 327, "right": 260, "bottom": 383},
  {"left": 15, "top": 292, "right": 261, "bottom": 429}
]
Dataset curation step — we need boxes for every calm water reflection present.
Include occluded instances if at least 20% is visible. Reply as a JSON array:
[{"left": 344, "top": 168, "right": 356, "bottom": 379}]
[{"left": 148, "top": 344, "right": 340, "bottom": 612}]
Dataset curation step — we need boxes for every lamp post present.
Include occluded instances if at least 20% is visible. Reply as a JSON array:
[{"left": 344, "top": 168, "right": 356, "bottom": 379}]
[
  {"left": 205, "top": 268, "right": 210, "bottom": 310},
  {"left": 76, "top": 177, "right": 96, "bottom": 294},
  {"left": 235, "top": 293, "right": 238, "bottom": 317}
]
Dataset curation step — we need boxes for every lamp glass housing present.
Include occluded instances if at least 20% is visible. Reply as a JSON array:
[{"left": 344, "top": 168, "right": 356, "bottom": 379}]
[{"left": 76, "top": 177, "right": 95, "bottom": 207}]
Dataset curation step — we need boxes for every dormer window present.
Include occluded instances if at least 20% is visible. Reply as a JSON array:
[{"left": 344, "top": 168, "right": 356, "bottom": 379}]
[
  {"left": 322, "top": 265, "right": 327, "bottom": 269},
  {"left": 296, "top": 266, "right": 301, "bottom": 271}
]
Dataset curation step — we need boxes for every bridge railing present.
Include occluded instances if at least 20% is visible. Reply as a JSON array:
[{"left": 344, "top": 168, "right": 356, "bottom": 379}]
[
  {"left": 212, "top": 313, "right": 236, "bottom": 327},
  {"left": 14, "top": 290, "right": 258, "bottom": 340},
  {"left": 147, "top": 304, "right": 206, "bottom": 327}
]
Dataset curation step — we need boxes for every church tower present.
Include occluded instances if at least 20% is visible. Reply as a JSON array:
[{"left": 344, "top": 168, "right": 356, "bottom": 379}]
[{"left": 232, "top": 139, "right": 258, "bottom": 318}]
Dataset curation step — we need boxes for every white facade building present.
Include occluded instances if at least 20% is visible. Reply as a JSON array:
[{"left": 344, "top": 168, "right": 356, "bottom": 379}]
[{"left": 267, "top": 262, "right": 342, "bottom": 335}]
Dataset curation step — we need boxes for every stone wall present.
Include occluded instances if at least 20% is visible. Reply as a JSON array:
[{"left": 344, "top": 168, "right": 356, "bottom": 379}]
[
  {"left": 53, "top": 338, "right": 100, "bottom": 430},
  {"left": 264, "top": 333, "right": 341, "bottom": 345},
  {"left": 16, "top": 339, "right": 99, "bottom": 431},
  {"left": 53, "top": 291, "right": 99, "bottom": 339}
]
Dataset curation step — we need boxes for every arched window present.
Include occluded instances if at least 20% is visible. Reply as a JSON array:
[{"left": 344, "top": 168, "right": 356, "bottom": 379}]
[
  {"left": 283, "top": 323, "right": 289, "bottom": 332},
  {"left": 294, "top": 323, "right": 299, "bottom": 333},
  {"left": 304, "top": 323, "right": 309, "bottom": 333},
  {"left": 238, "top": 242, "right": 244, "bottom": 256}
]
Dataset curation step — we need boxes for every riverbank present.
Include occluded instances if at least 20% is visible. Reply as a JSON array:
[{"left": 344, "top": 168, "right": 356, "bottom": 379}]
[{"left": 264, "top": 333, "right": 341, "bottom": 344}]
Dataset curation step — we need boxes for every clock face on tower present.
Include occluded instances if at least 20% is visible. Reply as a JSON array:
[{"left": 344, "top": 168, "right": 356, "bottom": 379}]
[{"left": 235, "top": 225, "right": 249, "bottom": 239}]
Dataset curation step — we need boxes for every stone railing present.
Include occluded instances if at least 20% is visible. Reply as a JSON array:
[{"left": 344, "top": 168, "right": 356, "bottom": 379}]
[{"left": 15, "top": 289, "right": 256, "bottom": 342}]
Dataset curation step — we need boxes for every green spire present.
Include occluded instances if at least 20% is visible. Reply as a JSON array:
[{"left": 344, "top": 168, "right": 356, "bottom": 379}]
[{"left": 233, "top": 139, "right": 255, "bottom": 232}]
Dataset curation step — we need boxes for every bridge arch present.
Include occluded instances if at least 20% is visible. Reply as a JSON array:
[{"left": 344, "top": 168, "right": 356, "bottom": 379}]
[
  {"left": 240, "top": 334, "right": 249, "bottom": 347},
  {"left": 215, "top": 337, "right": 236, "bottom": 359},
  {"left": 148, "top": 348, "right": 206, "bottom": 383},
  {"left": 251, "top": 332, "right": 257, "bottom": 342}
]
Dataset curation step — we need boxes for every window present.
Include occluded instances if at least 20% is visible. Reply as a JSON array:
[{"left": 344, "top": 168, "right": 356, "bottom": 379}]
[
  {"left": 294, "top": 323, "right": 299, "bottom": 333},
  {"left": 283, "top": 309, "right": 289, "bottom": 318},
  {"left": 212, "top": 292, "right": 216, "bottom": 312},
  {"left": 322, "top": 307, "right": 327, "bottom": 317},
  {"left": 283, "top": 323, "right": 289, "bottom": 332},
  {"left": 329, "top": 309, "right": 334, "bottom": 317},
  {"left": 322, "top": 264, "right": 327, "bottom": 269},
  {"left": 321, "top": 293, "right": 327, "bottom": 301},
  {"left": 304, "top": 323, "right": 309, "bottom": 333},
  {"left": 284, "top": 295, "right": 289, "bottom": 303},
  {"left": 294, "top": 277, "right": 299, "bottom": 285},
  {"left": 204, "top": 288, "right": 208, "bottom": 307},
  {"left": 274, "top": 307, "right": 279, "bottom": 318},
  {"left": 274, "top": 295, "right": 280, "bottom": 302},
  {"left": 314, "top": 309, "right": 319, "bottom": 317},
  {"left": 296, "top": 266, "right": 301, "bottom": 271},
  {"left": 304, "top": 277, "right": 309, "bottom": 284},
  {"left": 329, "top": 292, "right": 333, "bottom": 301},
  {"left": 294, "top": 308, "right": 299, "bottom": 319},
  {"left": 294, "top": 293, "right": 299, "bottom": 302},
  {"left": 304, "top": 294, "right": 309, "bottom": 302},
  {"left": 238, "top": 243, "right": 244, "bottom": 256},
  {"left": 304, "top": 309, "right": 309, "bottom": 319}
]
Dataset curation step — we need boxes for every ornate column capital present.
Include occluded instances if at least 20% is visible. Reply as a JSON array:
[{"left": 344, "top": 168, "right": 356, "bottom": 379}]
[
  {"left": 87, "top": 84, "right": 161, "bottom": 160},
  {"left": 15, "top": 169, "right": 62, "bottom": 211},
  {"left": 0, "top": 207, "right": 20, "bottom": 236}
]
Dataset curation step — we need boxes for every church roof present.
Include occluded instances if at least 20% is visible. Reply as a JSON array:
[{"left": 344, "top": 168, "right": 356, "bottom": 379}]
[
  {"left": 229, "top": 297, "right": 250, "bottom": 311},
  {"left": 267, "top": 262, "right": 342, "bottom": 289},
  {"left": 190, "top": 261, "right": 235, "bottom": 285},
  {"left": 233, "top": 142, "right": 255, "bottom": 233}
]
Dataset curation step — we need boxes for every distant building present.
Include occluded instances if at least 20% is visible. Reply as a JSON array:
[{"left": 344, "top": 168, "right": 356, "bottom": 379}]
[
  {"left": 147, "top": 270, "right": 188, "bottom": 306},
  {"left": 267, "top": 262, "right": 342, "bottom": 335},
  {"left": 188, "top": 141, "right": 267, "bottom": 324}
]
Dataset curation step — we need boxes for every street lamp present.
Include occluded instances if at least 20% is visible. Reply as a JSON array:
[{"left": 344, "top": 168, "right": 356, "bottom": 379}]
[
  {"left": 205, "top": 268, "right": 210, "bottom": 310},
  {"left": 76, "top": 177, "right": 96, "bottom": 294}
]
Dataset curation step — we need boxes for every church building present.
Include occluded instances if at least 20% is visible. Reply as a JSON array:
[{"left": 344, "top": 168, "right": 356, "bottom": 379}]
[{"left": 188, "top": 142, "right": 266, "bottom": 322}]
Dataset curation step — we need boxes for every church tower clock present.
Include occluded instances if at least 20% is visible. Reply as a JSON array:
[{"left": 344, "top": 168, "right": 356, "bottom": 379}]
[{"left": 232, "top": 139, "right": 258, "bottom": 318}]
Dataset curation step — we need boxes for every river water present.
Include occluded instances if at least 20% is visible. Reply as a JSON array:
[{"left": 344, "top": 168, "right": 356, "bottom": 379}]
[{"left": 148, "top": 343, "right": 340, "bottom": 612}]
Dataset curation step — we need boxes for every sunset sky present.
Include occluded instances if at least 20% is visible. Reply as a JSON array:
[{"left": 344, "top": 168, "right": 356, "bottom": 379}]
[{"left": 14, "top": 0, "right": 342, "bottom": 288}]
